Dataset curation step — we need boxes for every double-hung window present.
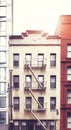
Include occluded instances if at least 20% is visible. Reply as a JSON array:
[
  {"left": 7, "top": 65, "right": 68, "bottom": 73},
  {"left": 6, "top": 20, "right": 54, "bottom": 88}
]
[
  {"left": 38, "top": 97, "right": 44, "bottom": 109},
  {"left": 26, "top": 97, "right": 32, "bottom": 109},
  {"left": 25, "top": 75, "right": 32, "bottom": 88},
  {"left": 67, "top": 90, "right": 71, "bottom": 104},
  {"left": 14, "top": 97, "right": 19, "bottom": 110},
  {"left": 0, "top": 51, "right": 6, "bottom": 64},
  {"left": 0, "top": 97, "right": 6, "bottom": 108},
  {"left": 50, "top": 54, "right": 56, "bottom": 67},
  {"left": 38, "top": 75, "right": 44, "bottom": 88},
  {"left": 67, "top": 113, "right": 71, "bottom": 128},
  {"left": 50, "top": 75, "right": 56, "bottom": 88},
  {"left": 13, "top": 54, "right": 19, "bottom": 67},
  {"left": 67, "top": 45, "right": 71, "bottom": 58},
  {"left": 50, "top": 121, "right": 56, "bottom": 130},
  {"left": 67, "top": 67, "right": 71, "bottom": 81},
  {"left": 13, "top": 75, "right": 19, "bottom": 88},
  {"left": 25, "top": 53, "right": 32, "bottom": 65},
  {"left": 38, "top": 54, "right": 44, "bottom": 67},
  {"left": 0, "top": 111, "right": 6, "bottom": 124},
  {"left": 50, "top": 97, "right": 56, "bottom": 110}
]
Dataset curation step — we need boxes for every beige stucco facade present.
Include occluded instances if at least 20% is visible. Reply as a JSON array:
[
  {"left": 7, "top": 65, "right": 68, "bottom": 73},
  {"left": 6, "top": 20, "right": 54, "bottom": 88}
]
[{"left": 9, "top": 31, "right": 60, "bottom": 130}]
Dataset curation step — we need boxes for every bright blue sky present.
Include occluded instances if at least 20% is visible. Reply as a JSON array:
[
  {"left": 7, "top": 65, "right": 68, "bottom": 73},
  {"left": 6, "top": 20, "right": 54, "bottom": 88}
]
[{"left": 13, "top": 0, "right": 71, "bottom": 34}]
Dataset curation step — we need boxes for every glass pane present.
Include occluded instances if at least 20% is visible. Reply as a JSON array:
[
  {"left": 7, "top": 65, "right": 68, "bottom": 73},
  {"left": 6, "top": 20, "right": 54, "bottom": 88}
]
[
  {"left": 0, "top": 22, "right": 6, "bottom": 32},
  {"left": 67, "top": 45, "right": 71, "bottom": 51},
  {"left": 67, "top": 68, "right": 71, "bottom": 74},
  {"left": 68, "top": 98, "right": 71, "bottom": 104},
  {"left": 68, "top": 91, "right": 71, "bottom": 97},
  {"left": 0, "top": 97, "right": 6, "bottom": 108},
  {"left": 0, "top": 111, "right": 6, "bottom": 124},
  {"left": 0, "top": 51, "right": 6, "bottom": 63},
  {"left": 50, "top": 55, "right": 56, "bottom": 61},
  {"left": 67, "top": 75, "right": 71, "bottom": 81},
  {"left": 26, "top": 76, "right": 31, "bottom": 82},
  {"left": 14, "top": 98, "right": 19, "bottom": 104},
  {"left": 0, "top": 83, "right": 6, "bottom": 94},
  {"left": 67, "top": 52, "right": 71, "bottom": 58},
  {"left": 0, "top": 37, "right": 6, "bottom": 46},
  {"left": 14, "top": 76, "right": 19, "bottom": 82},
  {"left": 0, "top": 7, "right": 6, "bottom": 16},
  {"left": 0, "top": 68, "right": 6, "bottom": 80},
  {"left": 14, "top": 54, "right": 19, "bottom": 61}
]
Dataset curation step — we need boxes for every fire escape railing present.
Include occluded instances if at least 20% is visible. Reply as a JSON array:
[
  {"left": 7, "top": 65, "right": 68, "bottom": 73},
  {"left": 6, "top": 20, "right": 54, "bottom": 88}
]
[{"left": 24, "top": 65, "right": 47, "bottom": 130}]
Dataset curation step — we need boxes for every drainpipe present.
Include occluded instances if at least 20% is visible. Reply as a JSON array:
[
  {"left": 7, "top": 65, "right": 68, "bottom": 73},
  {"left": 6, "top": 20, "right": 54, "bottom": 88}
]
[{"left": 9, "top": 70, "right": 13, "bottom": 130}]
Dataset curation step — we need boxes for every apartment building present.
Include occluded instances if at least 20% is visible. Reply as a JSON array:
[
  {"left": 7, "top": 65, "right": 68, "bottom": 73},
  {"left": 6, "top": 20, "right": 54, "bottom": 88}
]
[
  {"left": 9, "top": 30, "right": 60, "bottom": 130},
  {"left": 55, "top": 15, "right": 71, "bottom": 130},
  {"left": 0, "top": 0, "right": 13, "bottom": 130}
]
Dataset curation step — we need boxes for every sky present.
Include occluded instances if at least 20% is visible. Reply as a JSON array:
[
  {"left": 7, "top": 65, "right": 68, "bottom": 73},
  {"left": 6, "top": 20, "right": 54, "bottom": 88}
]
[{"left": 13, "top": 0, "right": 71, "bottom": 35}]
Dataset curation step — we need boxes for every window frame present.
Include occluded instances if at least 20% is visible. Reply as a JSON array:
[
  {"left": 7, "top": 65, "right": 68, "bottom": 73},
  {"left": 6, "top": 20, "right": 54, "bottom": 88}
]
[
  {"left": 14, "top": 97, "right": 20, "bottom": 110},
  {"left": 13, "top": 53, "right": 19, "bottom": 67},
  {"left": 25, "top": 97, "right": 32, "bottom": 109},
  {"left": 25, "top": 53, "right": 32, "bottom": 66},
  {"left": 25, "top": 75, "right": 32, "bottom": 88},
  {"left": 50, "top": 97, "right": 56, "bottom": 110},
  {"left": 50, "top": 75, "right": 56, "bottom": 88},
  {"left": 67, "top": 113, "right": 71, "bottom": 128},
  {"left": 38, "top": 53, "right": 44, "bottom": 67},
  {"left": 38, "top": 75, "right": 44, "bottom": 88},
  {"left": 67, "top": 67, "right": 71, "bottom": 81},
  {"left": 13, "top": 75, "right": 19, "bottom": 88},
  {"left": 67, "top": 44, "right": 71, "bottom": 58},
  {"left": 38, "top": 97, "right": 44, "bottom": 109},
  {"left": 50, "top": 53, "right": 56, "bottom": 67},
  {"left": 67, "top": 90, "right": 71, "bottom": 104}
]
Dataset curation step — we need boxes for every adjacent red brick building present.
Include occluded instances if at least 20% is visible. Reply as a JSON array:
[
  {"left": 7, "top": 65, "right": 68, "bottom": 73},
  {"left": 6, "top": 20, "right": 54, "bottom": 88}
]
[{"left": 55, "top": 15, "right": 71, "bottom": 130}]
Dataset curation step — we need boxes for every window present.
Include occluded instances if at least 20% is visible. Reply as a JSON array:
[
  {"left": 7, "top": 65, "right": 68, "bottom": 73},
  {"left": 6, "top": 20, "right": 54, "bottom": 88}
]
[
  {"left": 25, "top": 54, "right": 32, "bottom": 65},
  {"left": 0, "top": 111, "right": 6, "bottom": 124},
  {"left": 67, "top": 45, "right": 71, "bottom": 58},
  {"left": 38, "top": 54, "right": 44, "bottom": 67},
  {"left": 50, "top": 121, "right": 56, "bottom": 130},
  {"left": 13, "top": 75, "right": 19, "bottom": 88},
  {"left": 67, "top": 113, "right": 71, "bottom": 128},
  {"left": 14, "top": 121, "right": 19, "bottom": 130},
  {"left": 0, "top": 67, "right": 6, "bottom": 80},
  {"left": 0, "top": 36, "right": 6, "bottom": 47},
  {"left": 50, "top": 54, "right": 56, "bottom": 67},
  {"left": 50, "top": 97, "right": 56, "bottom": 110},
  {"left": 14, "top": 97, "right": 19, "bottom": 110},
  {"left": 0, "top": 7, "right": 6, "bottom": 17},
  {"left": 38, "top": 97, "right": 44, "bottom": 109},
  {"left": 13, "top": 54, "right": 19, "bottom": 67},
  {"left": 0, "top": 22, "right": 6, "bottom": 34},
  {"left": 0, "top": 83, "right": 6, "bottom": 94},
  {"left": 0, "top": 97, "right": 6, "bottom": 108},
  {"left": 38, "top": 75, "right": 44, "bottom": 88},
  {"left": 50, "top": 76, "right": 56, "bottom": 88},
  {"left": 26, "top": 97, "right": 32, "bottom": 109},
  {"left": 21, "top": 121, "right": 26, "bottom": 130},
  {"left": 0, "top": 51, "right": 6, "bottom": 63},
  {"left": 67, "top": 67, "right": 71, "bottom": 81},
  {"left": 67, "top": 90, "right": 71, "bottom": 104},
  {"left": 25, "top": 75, "right": 32, "bottom": 88}
]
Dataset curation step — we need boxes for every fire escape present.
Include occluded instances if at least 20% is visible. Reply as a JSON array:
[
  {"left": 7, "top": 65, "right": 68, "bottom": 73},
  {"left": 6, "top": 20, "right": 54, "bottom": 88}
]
[{"left": 24, "top": 56, "right": 47, "bottom": 130}]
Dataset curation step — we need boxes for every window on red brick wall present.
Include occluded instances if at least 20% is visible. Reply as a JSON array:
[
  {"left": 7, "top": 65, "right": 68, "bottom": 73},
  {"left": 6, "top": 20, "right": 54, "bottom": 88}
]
[
  {"left": 67, "top": 45, "right": 71, "bottom": 58},
  {"left": 67, "top": 67, "right": 71, "bottom": 81},
  {"left": 67, "top": 113, "right": 71, "bottom": 128},
  {"left": 67, "top": 90, "right": 71, "bottom": 104}
]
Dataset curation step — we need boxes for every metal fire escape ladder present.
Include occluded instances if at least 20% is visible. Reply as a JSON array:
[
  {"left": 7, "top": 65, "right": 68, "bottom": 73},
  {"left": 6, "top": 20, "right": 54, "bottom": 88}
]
[
  {"left": 28, "top": 65, "right": 43, "bottom": 88},
  {"left": 28, "top": 65, "right": 47, "bottom": 130},
  {"left": 31, "top": 110, "right": 47, "bottom": 130},
  {"left": 29, "top": 87, "right": 43, "bottom": 109}
]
